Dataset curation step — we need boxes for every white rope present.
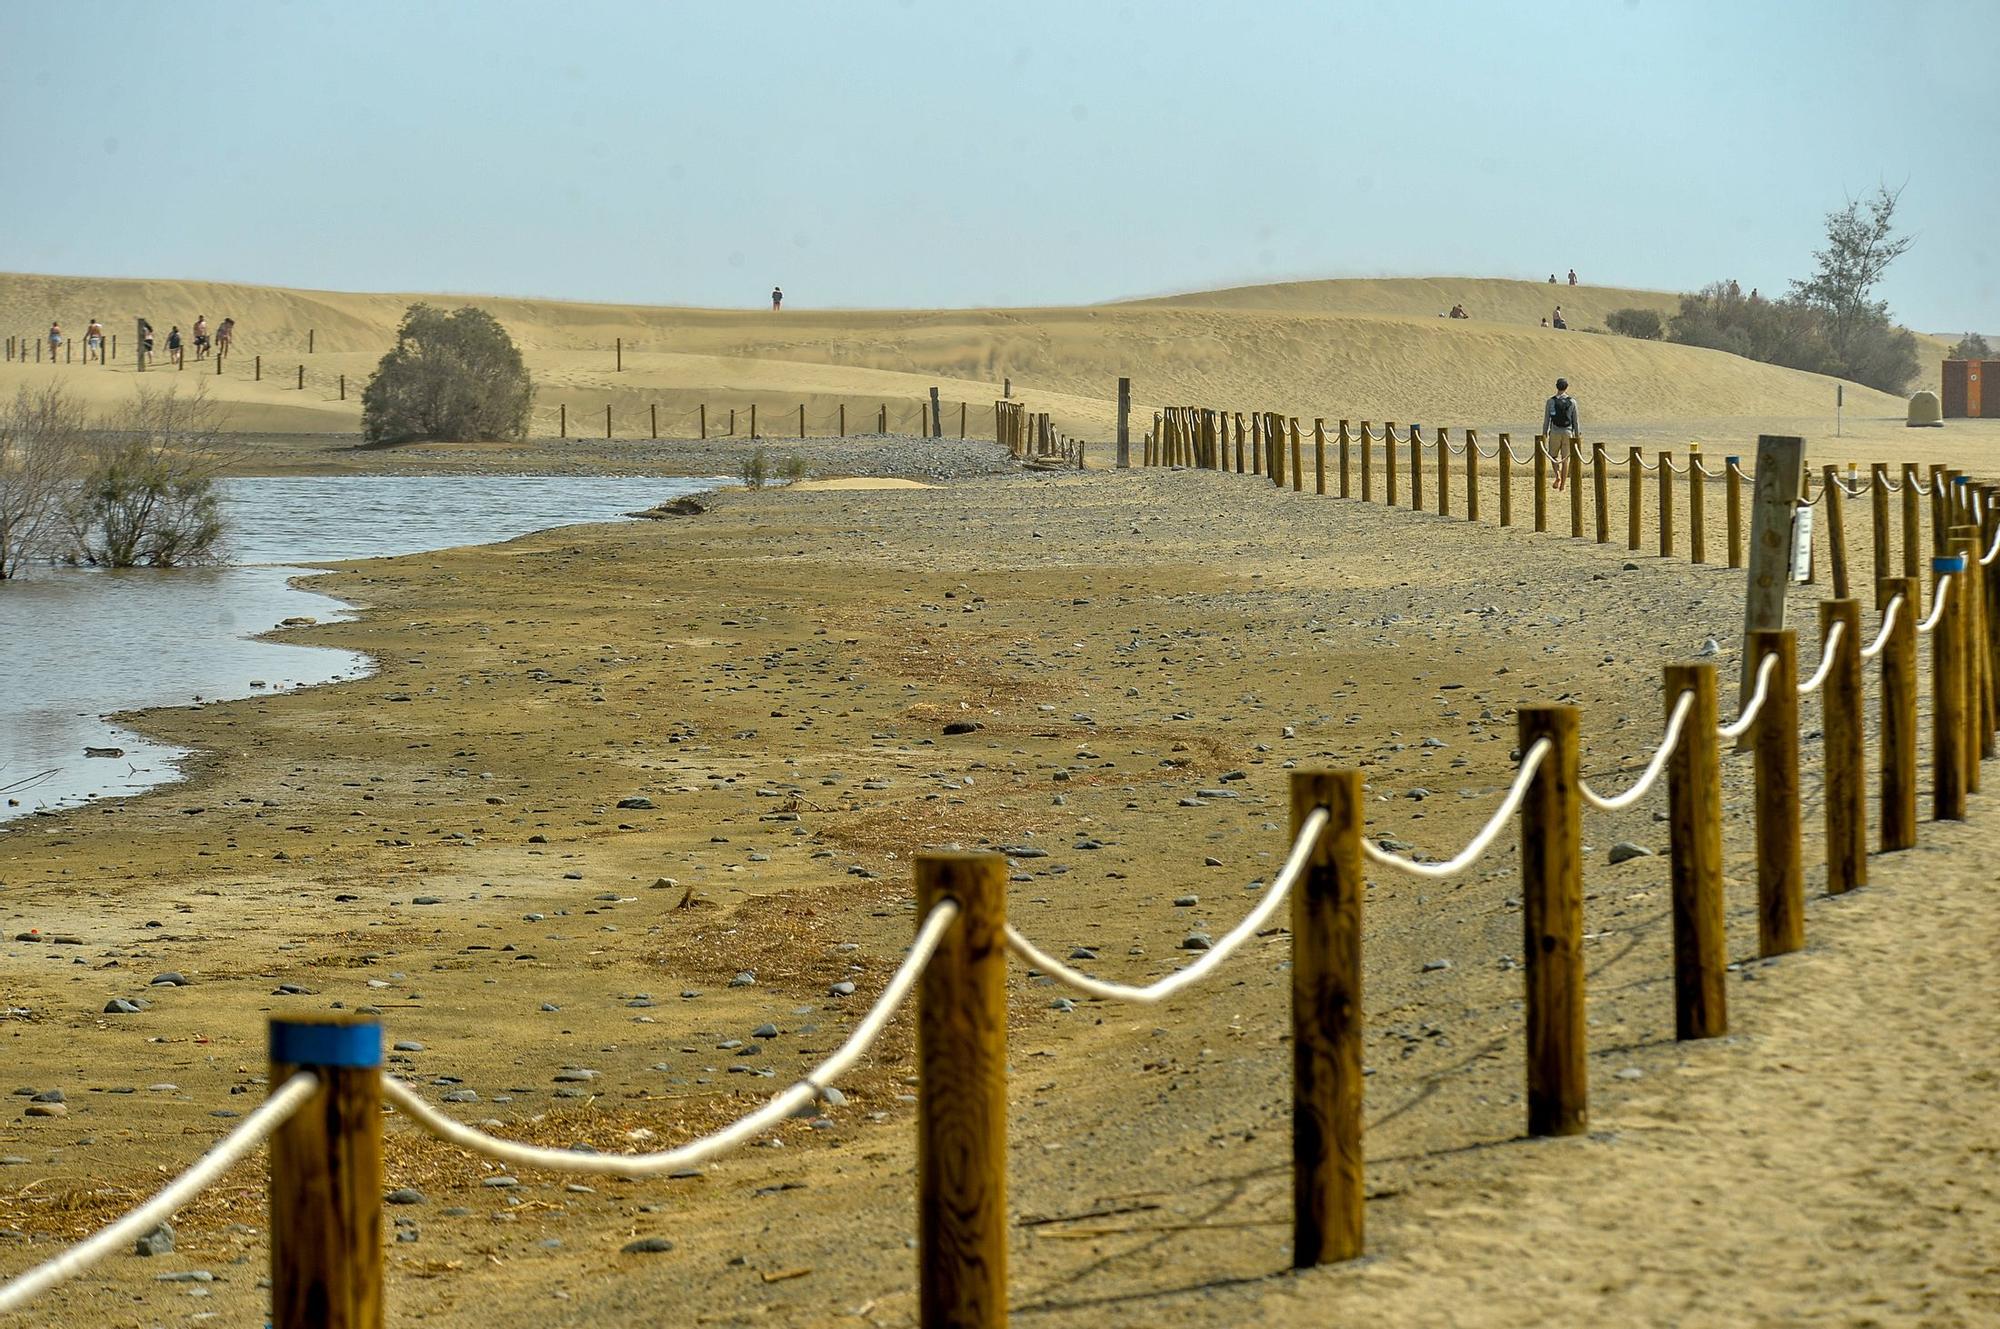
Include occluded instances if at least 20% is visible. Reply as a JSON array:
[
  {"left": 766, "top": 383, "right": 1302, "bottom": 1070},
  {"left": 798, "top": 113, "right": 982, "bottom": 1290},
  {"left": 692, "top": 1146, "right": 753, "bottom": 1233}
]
[
  {"left": 1720, "top": 653, "right": 1781, "bottom": 739},
  {"left": 1860, "top": 596, "right": 1903, "bottom": 661},
  {"left": 1006, "top": 807, "right": 1327, "bottom": 1003},
  {"left": 1662, "top": 456, "right": 1690, "bottom": 474},
  {"left": 1638, "top": 456, "right": 1661, "bottom": 472},
  {"left": 1838, "top": 475, "right": 1866, "bottom": 497},
  {"left": 1796, "top": 618, "right": 1847, "bottom": 695},
  {"left": 1918, "top": 575, "right": 1953, "bottom": 635},
  {"left": 1580, "top": 691, "right": 1695, "bottom": 812},
  {"left": 382, "top": 901, "right": 959, "bottom": 1177},
  {"left": 1362, "top": 738, "right": 1552, "bottom": 880},
  {"left": 0, "top": 1072, "right": 321, "bottom": 1314},
  {"left": 1692, "top": 458, "right": 1717, "bottom": 477},
  {"left": 1982, "top": 526, "right": 2000, "bottom": 567}
]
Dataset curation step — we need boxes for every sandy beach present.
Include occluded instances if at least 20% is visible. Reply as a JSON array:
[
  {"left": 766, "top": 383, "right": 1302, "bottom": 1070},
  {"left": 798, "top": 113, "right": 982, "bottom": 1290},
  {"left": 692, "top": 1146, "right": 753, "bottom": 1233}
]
[{"left": 3, "top": 434, "right": 1996, "bottom": 1326}]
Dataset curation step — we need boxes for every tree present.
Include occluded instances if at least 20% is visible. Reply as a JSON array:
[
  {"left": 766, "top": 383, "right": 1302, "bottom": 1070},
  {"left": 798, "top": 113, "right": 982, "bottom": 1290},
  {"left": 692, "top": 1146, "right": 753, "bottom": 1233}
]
[
  {"left": 0, "top": 383, "right": 88, "bottom": 579},
  {"left": 362, "top": 304, "right": 534, "bottom": 444},
  {"left": 1950, "top": 332, "right": 1991, "bottom": 360},
  {"left": 1788, "top": 186, "right": 1918, "bottom": 390},
  {"left": 1605, "top": 307, "right": 1664, "bottom": 340},
  {"left": 65, "top": 384, "right": 229, "bottom": 568}
]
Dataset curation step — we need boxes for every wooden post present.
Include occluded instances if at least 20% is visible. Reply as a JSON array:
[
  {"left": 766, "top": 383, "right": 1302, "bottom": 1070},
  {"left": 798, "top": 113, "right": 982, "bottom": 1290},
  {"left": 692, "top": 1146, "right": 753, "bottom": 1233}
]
[
  {"left": 297, "top": 363, "right": 304, "bottom": 390},
  {"left": 1823, "top": 465, "right": 1850, "bottom": 598},
  {"left": 559, "top": 403, "right": 566, "bottom": 438},
  {"left": 1436, "top": 426, "right": 1450, "bottom": 516},
  {"left": 1901, "top": 463, "right": 1922, "bottom": 575},
  {"left": 307, "top": 328, "right": 315, "bottom": 355},
  {"left": 839, "top": 403, "right": 846, "bottom": 438},
  {"left": 1518, "top": 705, "right": 1585, "bottom": 1137},
  {"left": 1657, "top": 451, "right": 1674, "bottom": 557},
  {"left": 1749, "top": 628, "right": 1802, "bottom": 957},
  {"left": 1532, "top": 436, "right": 1548, "bottom": 533},
  {"left": 1952, "top": 526, "right": 1988, "bottom": 783},
  {"left": 615, "top": 337, "right": 622, "bottom": 372},
  {"left": 1408, "top": 425, "right": 1421, "bottom": 511},
  {"left": 1878, "top": 575, "right": 1919, "bottom": 851},
  {"left": 269, "top": 1017, "right": 384, "bottom": 1329},
  {"left": 1628, "top": 446, "right": 1644, "bottom": 551},
  {"left": 1338, "top": 421, "right": 1351, "bottom": 497},
  {"left": 1498, "top": 433, "right": 1512, "bottom": 527},
  {"left": 750, "top": 403, "right": 759, "bottom": 439},
  {"left": 1314, "top": 419, "right": 1327, "bottom": 495},
  {"left": 602, "top": 404, "right": 610, "bottom": 439},
  {"left": 1360, "top": 423, "right": 1373, "bottom": 502},
  {"left": 651, "top": 402, "right": 658, "bottom": 439},
  {"left": 255, "top": 353, "right": 262, "bottom": 381},
  {"left": 1465, "top": 429, "right": 1479, "bottom": 521},
  {"left": 1290, "top": 770, "right": 1364, "bottom": 1267},
  {"left": 798, "top": 403, "right": 806, "bottom": 439},
  {"left": 1870, "top": 465, "right": 1891, "bottom": 585},
  {"left": 1663, "top": 663, "right": 1727, "bottom": 1040},
  {"left": 1235, "top": 413, "right": 1246, "bottom": 474},
  {"left": 1115, "top": 377, "right": 1131, "bottom": 469},
  {"left": 1930, "top": 465, "right": 1948, "bottom": 554},
  {"left": 1933, "top": 554, "right": 1969, "bottom": 820},
  {"left": 1726, "top": 457, "right": 1744, "bottom": 568},
  {"left": 339, "top": 374, "right": 345, "bottom": 401},
  {"left": 699, "top": 404, "right": 708, "bottom": 439},
  {"left": 1569, "top": 439, "right": 1584, "bottom": 537},
  {"left": 1591, "top": 442, "right": 1608, "bottom": 543},
  {"left": 1820, "top": 599, "right": 1866, "bottom": 893},
  {"left": 1689, "top": 446, "right": 1707, "bottom": 564},
  {"left": 1384, "top": 423, "right": 1398, "bottom": 506},
  {"left": 915, "top": 853, "right": 1008, "bottom": 1329},
  {"left": 1290, "top": 418, "right": 1304, "bottom": 493},
  {"left": 1274, "top": 414, "right": 1288, "bottom": 488},
  {"left": 959, "top": 400, "right": 967, "bottom": 440},
  {"left": 878, "top": 404, "right": 886, "bottom": 433},
  {"left": 1740, "top": 436, "right": 1807, "bottom": 704}
]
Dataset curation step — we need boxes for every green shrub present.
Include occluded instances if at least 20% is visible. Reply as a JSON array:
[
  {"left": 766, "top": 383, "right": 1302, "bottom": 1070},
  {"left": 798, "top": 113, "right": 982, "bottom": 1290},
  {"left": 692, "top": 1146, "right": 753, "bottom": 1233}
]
[
  {"left": 781, "top": 454, "right": 808, "bottom": 483},
  {"left": 1606, "top": 307, "right": 1664, "bottom": 340},
  {"left": 741, "top": 447, "right": 768, "bottom": 489},
  {"left": 66, "top": 385, "right": 227, "bottom": 568},
  {"left": 361, "top": 304, "right": 533, "bottom": 444}
]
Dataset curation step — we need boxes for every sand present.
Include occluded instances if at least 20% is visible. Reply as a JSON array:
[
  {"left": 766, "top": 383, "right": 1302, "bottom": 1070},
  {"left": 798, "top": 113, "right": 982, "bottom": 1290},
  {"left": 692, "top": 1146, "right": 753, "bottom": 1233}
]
[
  {"left": 2, "top": 447, "right": 1996, "bottom": 1327},
  {"left": 0, "top": 272, "right": 1957, "bottom": 449}
]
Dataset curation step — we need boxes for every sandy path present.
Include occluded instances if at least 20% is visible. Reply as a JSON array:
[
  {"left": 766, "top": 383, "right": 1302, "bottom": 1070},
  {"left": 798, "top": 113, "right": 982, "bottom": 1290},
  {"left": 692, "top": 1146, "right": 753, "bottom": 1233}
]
[{"left": 1, "top": 464, "right": 1995, "bottom": 1327}]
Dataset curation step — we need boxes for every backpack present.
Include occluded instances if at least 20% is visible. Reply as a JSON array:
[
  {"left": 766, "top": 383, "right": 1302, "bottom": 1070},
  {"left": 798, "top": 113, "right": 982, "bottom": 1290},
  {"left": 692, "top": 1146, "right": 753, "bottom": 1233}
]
[{"left": 1549, "top": 395, "right": 1574, "bottom": 430}]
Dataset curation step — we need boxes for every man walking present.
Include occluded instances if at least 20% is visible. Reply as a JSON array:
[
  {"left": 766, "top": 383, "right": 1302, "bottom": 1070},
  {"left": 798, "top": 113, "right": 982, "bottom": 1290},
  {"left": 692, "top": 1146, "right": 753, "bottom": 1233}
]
[{"left": 1543, "top": 377, "right": 1579, "bottom": 491}]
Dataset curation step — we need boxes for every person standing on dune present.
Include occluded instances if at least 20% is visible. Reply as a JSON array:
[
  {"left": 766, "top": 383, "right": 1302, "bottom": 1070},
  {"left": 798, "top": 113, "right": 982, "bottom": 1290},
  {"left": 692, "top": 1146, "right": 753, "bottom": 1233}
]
[
  {"left": 771, "top": 286, "right": 783, "bottom": 311},
  {"left": 1543, "top": 377, "right": 1579, "bottom": 492}
]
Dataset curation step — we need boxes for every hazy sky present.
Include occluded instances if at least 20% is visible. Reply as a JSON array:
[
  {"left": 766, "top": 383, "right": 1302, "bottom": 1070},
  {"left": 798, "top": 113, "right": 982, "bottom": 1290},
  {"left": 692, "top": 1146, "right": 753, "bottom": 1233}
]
[{"left": 2, "top": 2, "right": 1993, "bottom": 331}]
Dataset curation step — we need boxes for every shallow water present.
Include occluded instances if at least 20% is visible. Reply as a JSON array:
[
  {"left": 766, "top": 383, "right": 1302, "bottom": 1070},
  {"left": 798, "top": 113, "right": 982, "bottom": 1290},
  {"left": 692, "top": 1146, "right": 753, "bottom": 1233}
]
[{"left": 0, "top": 473, "right": 723, "bottom": 823}]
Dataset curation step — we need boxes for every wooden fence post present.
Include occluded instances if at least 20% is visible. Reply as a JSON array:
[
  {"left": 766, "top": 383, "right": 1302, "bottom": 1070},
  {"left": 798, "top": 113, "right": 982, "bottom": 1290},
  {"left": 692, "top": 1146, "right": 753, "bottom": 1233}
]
[
  {"left": 1115, "top": 377, "right": 1131, "bottom": 468},
  {"left": 1465, "top": 429, "right": 1479, "bottom": 521},
  {"left": 1235, "top": 413, "right": 1246, "bottom": 474},
  {"left": 750, "top": 403, "right": 758, "bottom": 439},
  {"left": 1726, "top": 457, "right": 1743, "bottom": 568},
  {"left": 1824, "top": 465, "right": 1851, "bottom": 598},
  {"left": 615, "top": 337, "right": 622, "bottom": 372},
  {"left": 1591, "top": 442, "right": 1608, "bottom": 543},
  {"left": 269, "top": 1017, "right": 384, "bottom": 1329},
  {"left": 1658, "top": 451, "right": 1674, "bottom": 557},
  {"left": 700, "top": 403, "right": 708, "bottom": 439},
  {"left": 1436, "top": 426, "right": 1450, "bottom": 517},
  {"left": 1740, "top": 437, "right": 1807, "bottom": 707},
  {"left": 1878, "top": 575, "right": 1919, "bottom": 850},
  {"left": 1532, "top": 437, "right": 1547, "bottom": 533},
  {"left": 255, "top": 353, "right": 262, "bottom": 381},
  {"left": 559, "top": 404, "right": 566, "bottom": 438},
  {"left": 1569, "top": 439, "right": 1584, "bottom": 537},
  {"left": 960, "top": 400, "right": 967, "bottom": 439},
  {"left": 915, "top": 853, "right": 1008, "bottom": 1329},
  {"left": 297, "top": 363, "right": 304, "bottom": 390},
  {"left": 1934, "top": 554, "right": 1969, "bottom": 820},
  {"left": 339, "top": 374, "right": 345, "bottom": 401},
  {"left": 1519, "top": 705, "right": 1585, "bottom": 1137},
  {"left": 1952, "top": 526, "right": 1988, "bottom": 780},
  {"left": 1749, "top": 628, "right": 1802, "bottom": 956},
  {"left": 1360, "top": 423, "right": 1373, "bottom": 502},
  {"left": 1408, "top": 425, "right": 1422, "bottom": 511},
  {"left": 1820, "top": 598, "right": 1866, "bottom": 893},
  {"left": 1930, "top": 465, "right": 1948, "bottom": 553},
  {"left": 1338, "top": 421, "right": 1351, "bottom": 497},
  {"left": 1290, "top": 770, "right": 1364, "bottom": 1267},
  {"left": 651, "top": 402, "right": 658, "bottom": 439},
  {"left": 1498, "top": 433, "right": 1512, "bottom": 527},
  {"left": 1314, "top": 419, "right": 1327, "bottom": 495},
  {"left": 1870, "top": 465, "right": 1891, "bottom": 584},
  {"left": 1689, "top": 446, "right": 1707, "bottom": 564},
  {"left": 1290, "top": 418, "right": 1304, "bottom": 493},
  {"left": 1901, "top": 463, "right": 1922, "bottom": 575},
  {"left": 1385, "top": 423, "right": 1398, "bottom": 506},
  {"left": 1663, "top": 662, "right": 1726, "bottom": 1040}
]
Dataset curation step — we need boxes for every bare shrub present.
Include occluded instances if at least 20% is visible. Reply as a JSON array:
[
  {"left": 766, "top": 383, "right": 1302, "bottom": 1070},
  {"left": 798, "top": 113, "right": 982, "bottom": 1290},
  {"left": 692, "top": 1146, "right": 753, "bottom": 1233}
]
[
  {"left": 0, "top": 383, "right": 89, "bottom": 579},
  {"left": 66, "top": 384, "right": 230, "bottom": 568},
  {"left": 741, "top": 447, "right": 769, "bottom": 489}
]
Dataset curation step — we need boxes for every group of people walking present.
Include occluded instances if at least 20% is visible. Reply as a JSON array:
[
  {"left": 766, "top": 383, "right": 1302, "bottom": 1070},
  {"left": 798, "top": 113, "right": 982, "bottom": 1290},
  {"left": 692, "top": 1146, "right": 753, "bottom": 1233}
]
[{"left": 44, "top": 314, "right": 233, "bottom": 366}]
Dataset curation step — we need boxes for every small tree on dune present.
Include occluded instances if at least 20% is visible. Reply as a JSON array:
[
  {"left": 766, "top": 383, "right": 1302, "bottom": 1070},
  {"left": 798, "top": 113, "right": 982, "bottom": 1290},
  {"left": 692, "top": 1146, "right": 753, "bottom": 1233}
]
[
  {"left": 362, "top": 304, "right": 534, "bottom": 444},
  {"left": 1950, "top": 332, "right": 1991, "bottom": 360}
]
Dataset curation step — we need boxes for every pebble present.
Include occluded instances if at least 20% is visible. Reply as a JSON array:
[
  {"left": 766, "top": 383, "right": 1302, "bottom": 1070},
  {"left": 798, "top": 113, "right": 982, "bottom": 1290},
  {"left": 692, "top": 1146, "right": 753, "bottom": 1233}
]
[
  {"left": 729, "top": 972, "right": 756, "bottom": 987},
  {"left": 149, "top": 973, "right": 189, "bottom": 987},
  {"left": 1049, "top": 998, "right": 1076, "bottom": 1013},
  {"left": 154, "top": 1270, "right": 212, "bottom": 1283},
  {"left": 1173, "top": 895, "right": 1198, "bottom": 907},
  {"left": 481, "top": 1176, "right": 519, "bottom": 1189},
  {"left": 386, "top": 1188, "right": 427, "bottom": 1205},
  {"left": 752, "top": 1023, "right": 779, "bottom": 1039},
  {"left": 617, "top": 796, "right": 656, "bottom": 809},
  {"left": 134, "top": 1223, "right": 174, "bottom": 1256},
  {"left": 393, "top": 1041, "right": 426, "bottom": 1053},
  {"left": 1067, "top": 947, "right": 1097, "bottom": 961},
  {"left": 1421, "top": 959, "right": 1452, "bottom": 973},
  {"left": 29, "top": 1090, "right": 63, "bottom": 1104},
  {"left": 621, "top": 1236, "right": 675, "bottom": 1254},
  {"left": 103, "top": 998, "right": 144, "bottom": 1014},
  {"left": 24, "top": 1102, "right": 65, "bottom": 1117},
  {"left": 1609, "top": 841, "right": 1654, "bottom": 864},
  {"left": 828, "top": 981, "right": 856, "bottom": 997},
  {"left": 1180, "top": 933, "right": 1214, "bottom": 951},
  {"left": 1615, "top": 1067, "right": 1645, "bottom": 1081}
]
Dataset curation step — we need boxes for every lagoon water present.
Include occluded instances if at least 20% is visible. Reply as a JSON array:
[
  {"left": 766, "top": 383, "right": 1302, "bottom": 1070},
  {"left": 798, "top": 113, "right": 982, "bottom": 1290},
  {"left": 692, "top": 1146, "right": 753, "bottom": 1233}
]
[{"left": 0, "top": 473, "right": 723, "bottom": 824}]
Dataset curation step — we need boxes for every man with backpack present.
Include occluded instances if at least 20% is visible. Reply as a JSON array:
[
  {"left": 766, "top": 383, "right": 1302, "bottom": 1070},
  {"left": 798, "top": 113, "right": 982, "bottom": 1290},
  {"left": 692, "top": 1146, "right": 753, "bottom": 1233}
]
[{"left": 1543, "top": 377, "right": 1579, "bottom": 492}]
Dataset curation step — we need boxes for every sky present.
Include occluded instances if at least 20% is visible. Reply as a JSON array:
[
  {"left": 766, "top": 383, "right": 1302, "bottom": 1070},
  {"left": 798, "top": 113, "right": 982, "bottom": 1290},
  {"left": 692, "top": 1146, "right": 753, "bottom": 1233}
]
[{"left": 1, "top": 1, "right": 1993, "bottom": 332}]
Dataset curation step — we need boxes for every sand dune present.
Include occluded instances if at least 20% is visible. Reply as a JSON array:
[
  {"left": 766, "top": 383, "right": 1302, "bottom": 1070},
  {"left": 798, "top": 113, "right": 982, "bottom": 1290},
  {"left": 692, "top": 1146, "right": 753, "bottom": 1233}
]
[{"left": 0, "top": 271, "right": 1940, "bottom": 444}]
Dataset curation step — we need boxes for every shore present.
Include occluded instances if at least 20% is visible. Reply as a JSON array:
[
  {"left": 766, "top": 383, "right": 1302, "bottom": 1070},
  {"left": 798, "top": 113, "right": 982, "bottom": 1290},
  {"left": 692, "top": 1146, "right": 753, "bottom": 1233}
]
[{"left": 2, "top": 453, "right": 1995, "bottom": 1327}]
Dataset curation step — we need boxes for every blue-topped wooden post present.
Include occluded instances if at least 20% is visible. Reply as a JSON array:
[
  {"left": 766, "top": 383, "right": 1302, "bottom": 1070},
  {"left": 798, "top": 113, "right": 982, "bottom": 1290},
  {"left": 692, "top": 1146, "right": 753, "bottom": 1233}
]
[{"left": 270, "top": 1017, "right": 384, "bottom": 1329}]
